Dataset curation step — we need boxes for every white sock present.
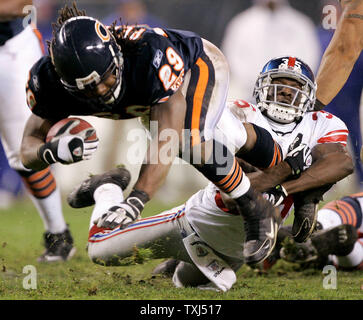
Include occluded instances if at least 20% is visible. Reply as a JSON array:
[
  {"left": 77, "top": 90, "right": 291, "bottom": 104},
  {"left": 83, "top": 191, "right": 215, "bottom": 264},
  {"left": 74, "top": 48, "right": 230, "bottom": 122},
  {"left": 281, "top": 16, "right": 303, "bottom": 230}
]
[
  {"left": 317, "top": 209, "right": 342, "bottom": 229},
  {"left": 29, "top": 187, "right": 67, "bottom": 234},
  {"left": 228, "top": 172, "right": 251, "bottom": 199},
  {"left": 89, "top": 183, "right": 124, "bottom": 229},
  {"left": 331, "top": 240, "right": 363, "bottom": 269}
]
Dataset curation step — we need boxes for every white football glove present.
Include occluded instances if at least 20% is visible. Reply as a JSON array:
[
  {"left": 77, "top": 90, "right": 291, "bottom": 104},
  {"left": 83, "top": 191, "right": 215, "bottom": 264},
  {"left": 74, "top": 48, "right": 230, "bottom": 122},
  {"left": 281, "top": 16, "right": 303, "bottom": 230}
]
[
  {"left": 94, "top": 192, "right": 147, "bottom": 229},
  {"left": 94, "top": 204, "right": 141, "bottom": 229},
  {"left": 39, "top": 122, "right": 99, "bottom": 165}
]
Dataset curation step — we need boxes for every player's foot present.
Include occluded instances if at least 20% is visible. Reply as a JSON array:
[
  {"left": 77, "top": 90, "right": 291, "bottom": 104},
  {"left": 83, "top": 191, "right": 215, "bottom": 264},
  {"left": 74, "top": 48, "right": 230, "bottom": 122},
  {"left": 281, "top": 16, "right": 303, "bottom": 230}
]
[
  {"left": 37, "top": 228, "right": 76, "bottom": 262},
  {"left": 262, "top": 225, "right": 293, "bottom": 270},
  {"left": 235, "top": 187, "right": 280, "bottom": 266},
  {"left": 292, "top": 201, "right": 318, "bottom": 243},
  {"left": 291, "top": 185, "right": 332, "bottom": 243},
  {"left": 280, "top": 224, "right": 358, "bottom": 263},
  {"left": 67, "top": 166, "right": 131, "bottom": 208},
  {"left": 152, "top": 259, "right": 180, "bottom": 277}
]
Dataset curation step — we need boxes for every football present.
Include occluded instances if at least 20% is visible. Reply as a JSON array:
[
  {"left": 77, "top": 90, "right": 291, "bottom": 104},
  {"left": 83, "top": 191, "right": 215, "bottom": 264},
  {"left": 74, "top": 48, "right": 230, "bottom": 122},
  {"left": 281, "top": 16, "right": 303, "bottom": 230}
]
[{"left": 46, "top": 117, "right": 98, "bottom": 143}]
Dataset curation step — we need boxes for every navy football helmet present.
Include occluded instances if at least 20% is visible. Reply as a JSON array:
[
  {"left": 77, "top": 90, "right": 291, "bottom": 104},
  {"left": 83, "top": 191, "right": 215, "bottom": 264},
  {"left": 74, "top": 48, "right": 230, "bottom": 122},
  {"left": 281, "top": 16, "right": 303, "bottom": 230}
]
[
  {"left": 50, "top": 16, "right": 124, "bottom": 110},
  {"left": 253, "top": 56, "right": 316, "bottom": 124}
]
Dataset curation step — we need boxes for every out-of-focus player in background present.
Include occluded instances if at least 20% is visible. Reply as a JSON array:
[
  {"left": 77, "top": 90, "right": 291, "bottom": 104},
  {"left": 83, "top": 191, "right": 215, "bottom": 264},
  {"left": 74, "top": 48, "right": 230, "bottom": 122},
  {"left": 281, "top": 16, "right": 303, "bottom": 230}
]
[
  {"left": 0, "top": 0, "right": 76, "bottom": 262},
  {"left": 315, "top": 0, "right": 363, "bottom": 110},
  {"left": 73, "top": 56, "right": 353, "bottom": 291},
  {"left": 274, "top": 192, "right": 363, "bottom": 271},
  {"left": 20, "top": 3, "right": 280, "bottom": 266},
  {"left": 314, "top": 0, "right": 363, "bottom": 191}
]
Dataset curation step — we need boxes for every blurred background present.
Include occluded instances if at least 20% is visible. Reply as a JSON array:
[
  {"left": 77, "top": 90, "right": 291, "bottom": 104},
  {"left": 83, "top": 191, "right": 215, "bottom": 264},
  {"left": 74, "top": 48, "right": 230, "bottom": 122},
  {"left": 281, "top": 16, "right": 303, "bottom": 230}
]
[{"left": 1, "top": 0, "right": 362, "bottom": 208}]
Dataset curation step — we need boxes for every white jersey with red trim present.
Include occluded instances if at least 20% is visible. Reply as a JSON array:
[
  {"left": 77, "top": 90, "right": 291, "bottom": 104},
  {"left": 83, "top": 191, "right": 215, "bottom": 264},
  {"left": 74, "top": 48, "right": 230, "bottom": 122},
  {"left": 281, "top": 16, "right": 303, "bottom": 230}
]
[
  {"left": 185, "top": 99, "right": 349, "bottom": 260},
  {"left": 219, "top": 99, "right": 349, "bottom": 156}
]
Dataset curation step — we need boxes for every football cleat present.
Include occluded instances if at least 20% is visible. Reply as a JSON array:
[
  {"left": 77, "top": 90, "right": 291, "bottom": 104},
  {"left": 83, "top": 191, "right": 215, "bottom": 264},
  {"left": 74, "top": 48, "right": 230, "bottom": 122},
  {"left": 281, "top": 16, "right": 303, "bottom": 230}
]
[
  {"left": 67, "top": 166, "right": 131, "bottom": 208},
  {"left": 280, "top": 224, "right": 358, "bottom": 264},
  {"left": 262, "top": 225, "right": 293, "bottom": 270},
  {"left": 292, "top": 202, "right": 318, "bottom": 243},
  {"left": 38, "top": 228, "right": 76, "bottom": 263},
  {"left": 236, "top": 187, "right": 280, "bottom": 266},
  {"left": 291, "top": 185, "right": 332, "bottom": 243}
]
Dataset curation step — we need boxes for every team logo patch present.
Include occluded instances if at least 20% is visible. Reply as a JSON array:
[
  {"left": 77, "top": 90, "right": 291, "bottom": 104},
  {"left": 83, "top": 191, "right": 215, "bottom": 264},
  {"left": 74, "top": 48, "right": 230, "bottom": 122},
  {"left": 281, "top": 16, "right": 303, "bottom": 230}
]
[
  {"left": 153, "top": 49, "right": 163, "bottom": 68},
  {"left": 95, "top": 21, "right": 110, "bottom": 42},
  {"left": 207, "top": 260, "right": 225, "bottom": 277},
  {"left": 72, "top": 147, "right": 83, "bottom": 157},
  {"left": 191, "top": 240, "right": 209, "bottom": 257},
  {"left": 279, "top": 58, "right": 302, "bottom": 73}
]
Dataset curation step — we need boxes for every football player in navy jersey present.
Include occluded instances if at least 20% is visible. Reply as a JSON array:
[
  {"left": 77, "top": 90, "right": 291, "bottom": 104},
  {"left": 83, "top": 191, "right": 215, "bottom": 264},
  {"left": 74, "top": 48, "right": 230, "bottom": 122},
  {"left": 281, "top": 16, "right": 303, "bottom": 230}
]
[{"left": 20, "top": 3, "right": 280, "bottom": 266}]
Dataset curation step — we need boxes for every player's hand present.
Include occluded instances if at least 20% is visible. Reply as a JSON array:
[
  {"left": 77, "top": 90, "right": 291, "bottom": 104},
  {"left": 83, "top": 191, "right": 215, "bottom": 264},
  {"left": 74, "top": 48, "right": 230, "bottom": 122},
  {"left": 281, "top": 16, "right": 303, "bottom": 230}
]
[
  {"left": 94, "top": 189, "right": 149, "bottom": 229},
  {"left": 263, "top": 184, "right": 288, "bottom": 207},
  {"left": 38, "top": 135, "right": 86, "bottom": 165},
  {"left": 38, "top": 122, "right": 99, "bottom": 165},
  {"left": 284, "top": 134, "right": 312, "bottom": 178},
  {"left": 94, "top": 204, "right": 140, "bottom": 229}
]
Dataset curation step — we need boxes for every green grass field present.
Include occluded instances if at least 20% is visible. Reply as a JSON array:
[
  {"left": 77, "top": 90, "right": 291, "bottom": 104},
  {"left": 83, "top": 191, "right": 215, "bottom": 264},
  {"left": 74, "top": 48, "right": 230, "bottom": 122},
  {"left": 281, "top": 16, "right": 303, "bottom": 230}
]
[{"left": 0, "top": 198, "right": 362, "bottom": 302}]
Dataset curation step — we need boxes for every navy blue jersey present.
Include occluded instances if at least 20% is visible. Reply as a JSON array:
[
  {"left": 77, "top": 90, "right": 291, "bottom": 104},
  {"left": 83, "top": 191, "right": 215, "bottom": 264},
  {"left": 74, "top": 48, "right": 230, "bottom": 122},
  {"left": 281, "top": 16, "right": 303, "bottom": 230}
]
[{"left": 26, "top": 26, "right": 204, "bottom": 121}]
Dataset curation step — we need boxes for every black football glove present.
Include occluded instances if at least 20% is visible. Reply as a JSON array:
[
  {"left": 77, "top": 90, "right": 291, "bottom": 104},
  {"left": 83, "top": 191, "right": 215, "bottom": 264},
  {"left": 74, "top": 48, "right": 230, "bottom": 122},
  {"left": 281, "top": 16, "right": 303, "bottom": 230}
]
[
  {"left": 284, "top": 134, "right": 312, "bottom": 179},
  {"left": 263, "top": 184, "right": 288, "bottom": 207}
]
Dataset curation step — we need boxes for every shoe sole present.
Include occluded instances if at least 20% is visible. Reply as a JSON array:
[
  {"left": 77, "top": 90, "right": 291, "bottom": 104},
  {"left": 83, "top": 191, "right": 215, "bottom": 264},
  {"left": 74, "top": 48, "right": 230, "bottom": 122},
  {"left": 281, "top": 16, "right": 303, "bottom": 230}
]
[
  {"left": 245, "top": 218, "right": 279, "bottom": 266},
  {"left": 37, "top": 247, "right": 77, "bottom": 263}
]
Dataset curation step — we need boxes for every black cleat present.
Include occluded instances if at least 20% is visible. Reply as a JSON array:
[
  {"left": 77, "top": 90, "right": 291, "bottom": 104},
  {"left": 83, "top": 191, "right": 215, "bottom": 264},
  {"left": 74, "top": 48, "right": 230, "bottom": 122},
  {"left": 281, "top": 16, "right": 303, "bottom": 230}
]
[
  {"left": 67, "top": 167, "right": 131, "bottom": 208},
  {"left": 292, "top": 202, "right": 318, "bottom": 243},
  {"left": 292, "top": 185, "right": 332, "bottom": 243},
  {"left": 280, "top": 224, "right": 358, "bottom": 264},
  {"left": 236, "top": 187, "right": 280, "bottom": 266},
  {"left": 38, "top": 228, "right": 76, "bottom": 263}
]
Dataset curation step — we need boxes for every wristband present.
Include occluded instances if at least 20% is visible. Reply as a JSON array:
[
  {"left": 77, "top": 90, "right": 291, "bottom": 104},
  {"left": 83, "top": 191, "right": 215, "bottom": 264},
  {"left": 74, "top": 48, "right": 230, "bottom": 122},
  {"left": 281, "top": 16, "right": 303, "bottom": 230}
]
[
  {"left": 127, "top": 189, "right": 150, "bottom": 212},
  {"left": 38, "top": 142, "right": 57, "bottom": 165},
  {"left": 314, "top": 98, "right": 326, "bottom": 111}
]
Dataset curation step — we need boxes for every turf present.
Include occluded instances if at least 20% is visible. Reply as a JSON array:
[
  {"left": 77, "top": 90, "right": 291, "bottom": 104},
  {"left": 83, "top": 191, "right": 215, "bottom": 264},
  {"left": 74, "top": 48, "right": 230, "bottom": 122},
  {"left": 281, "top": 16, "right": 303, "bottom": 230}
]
[{"left": 0, "top": 198, "right": 362, "bottom": 301}]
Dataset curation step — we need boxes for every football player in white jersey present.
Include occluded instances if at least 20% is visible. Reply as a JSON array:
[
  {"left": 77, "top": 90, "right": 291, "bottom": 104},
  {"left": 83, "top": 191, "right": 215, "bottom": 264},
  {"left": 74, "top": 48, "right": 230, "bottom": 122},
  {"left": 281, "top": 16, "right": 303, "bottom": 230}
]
[
  {"left": 0, "top": 0, "right": 83, "bottom": 261},
  {"left": 68, "top": 56, "right": 353, "bottom": 291}
]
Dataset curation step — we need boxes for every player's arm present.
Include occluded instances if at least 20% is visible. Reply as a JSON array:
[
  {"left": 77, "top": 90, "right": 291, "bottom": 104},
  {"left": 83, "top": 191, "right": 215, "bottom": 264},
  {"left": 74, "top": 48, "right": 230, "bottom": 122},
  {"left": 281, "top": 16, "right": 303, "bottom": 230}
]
[
  {"left": 0, "top": 0, "right": 32, "bottom": 20},
  {"left": 244, "top": 160, "right": 292, "bottom": 192},
  {"left": 281, "top": 142, "right": 353, "bottom": 194},
  {"left": 133, "top": 88, "right": 186, "bottom": 198},
  {"left": 315, "top": 0, "right": 363, "bottom": 108},
  {"left": 21, "top": 113, "right": 98, "bottom": 170},
  {"left": 21, "top": 113, "right": 56, "bottom": 171}
]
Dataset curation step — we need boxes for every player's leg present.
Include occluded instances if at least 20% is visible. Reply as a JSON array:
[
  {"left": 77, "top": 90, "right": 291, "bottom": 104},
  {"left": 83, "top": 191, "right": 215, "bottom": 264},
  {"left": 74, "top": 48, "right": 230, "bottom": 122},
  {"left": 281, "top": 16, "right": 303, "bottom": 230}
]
[
  {"left": 88, "top": 204, "right": 192, "bottom": 266},
  {"left": 0, "top": 26, "right": 74, "bottom": 262},
  {"left": 67, "top": 166, "right": 190, "bottom": 265},
  {"left": 281, "top": 199, "right": 362, "bottom": 269},
  {"left": 316, "top": 199, "right": 363, "bottom": 269},
  {"left": 180, "top": 40, "right": 279, "bottom": 265}
]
